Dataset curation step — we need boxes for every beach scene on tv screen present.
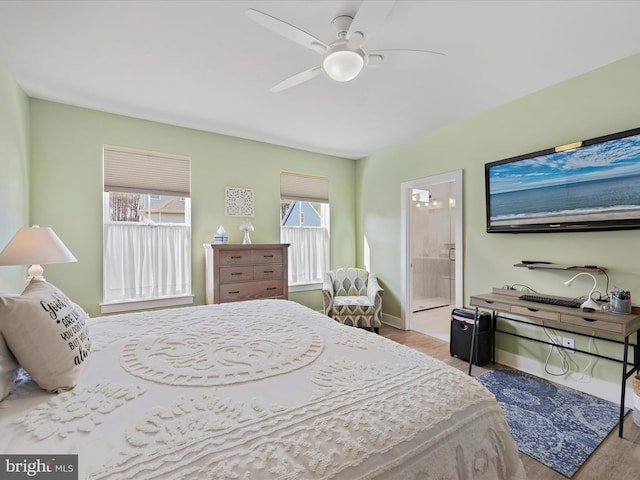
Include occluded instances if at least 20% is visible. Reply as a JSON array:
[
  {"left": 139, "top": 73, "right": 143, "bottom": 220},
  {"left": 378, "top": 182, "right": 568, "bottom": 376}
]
[{"left": 489, "top": 132, "right": 640, "bottom": 226}]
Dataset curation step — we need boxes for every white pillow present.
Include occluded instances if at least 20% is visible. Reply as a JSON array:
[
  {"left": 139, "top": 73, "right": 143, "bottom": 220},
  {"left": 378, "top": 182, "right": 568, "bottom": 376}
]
[
  {"left": 0, "top": 331, "right": 19, "bottom": 401},
  {"left": 0, "top": 279, "right": 91, "bottom": 393}
]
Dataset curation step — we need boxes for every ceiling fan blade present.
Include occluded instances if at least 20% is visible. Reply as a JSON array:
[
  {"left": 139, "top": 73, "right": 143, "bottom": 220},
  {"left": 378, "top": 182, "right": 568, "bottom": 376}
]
[
  {"left": 246, "top": 8, "right": 328, "bottom": 55},
  {"left": 270, "top": 66, "right": 323, "bottom": 93},
  {"left": 367, "top": 49, "right": 445, "bottom": 69},
  {"left": 346, "top": 0, "right": 396, "bottom": 49}
]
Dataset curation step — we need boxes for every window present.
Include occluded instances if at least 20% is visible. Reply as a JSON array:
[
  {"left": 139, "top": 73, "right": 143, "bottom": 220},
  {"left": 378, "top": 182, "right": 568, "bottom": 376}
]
[
  {"left": 280, "top": 172, "right": 329, "bottom": 287},
  {"left": 102, "top": 145, "right": 192, "bottom": 313}
]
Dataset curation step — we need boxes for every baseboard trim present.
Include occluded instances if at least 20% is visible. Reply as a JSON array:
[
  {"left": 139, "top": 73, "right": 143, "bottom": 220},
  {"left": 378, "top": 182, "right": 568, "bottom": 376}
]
[{"left": 382, "top": 312, "right": 404, "bottom": 330}]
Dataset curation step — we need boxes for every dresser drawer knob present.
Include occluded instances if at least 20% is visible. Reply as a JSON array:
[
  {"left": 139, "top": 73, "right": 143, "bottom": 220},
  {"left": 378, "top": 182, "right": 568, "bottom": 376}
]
[
  {"left": 228, "top": 290, "right": 240, "bottom": 294},
  {"left": 230, "top": 255, "right": 243, "bottom": 259},
  {"left": 266, "top": 287, "right": 277, "bottom": 291},
  {"left": 231, "top": 272, "right": 243, "bottom": 276}
]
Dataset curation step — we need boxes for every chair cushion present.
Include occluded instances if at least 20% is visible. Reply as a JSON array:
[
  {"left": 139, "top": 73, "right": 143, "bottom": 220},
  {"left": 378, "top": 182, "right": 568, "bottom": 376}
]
[{"left": 332, "top": 296, "right": 375, "bottom": 316}]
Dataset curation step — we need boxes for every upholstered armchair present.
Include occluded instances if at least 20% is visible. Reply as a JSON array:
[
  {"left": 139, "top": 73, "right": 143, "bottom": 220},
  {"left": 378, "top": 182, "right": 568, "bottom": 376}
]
[{"left": 322, "top": 268, "right": 384, "bottom": 333}]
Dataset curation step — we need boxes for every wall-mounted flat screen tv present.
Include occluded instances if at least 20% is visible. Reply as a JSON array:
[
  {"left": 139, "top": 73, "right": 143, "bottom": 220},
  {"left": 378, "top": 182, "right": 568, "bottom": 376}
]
[{"left": 485, "top": 127, "right": 640, "bottom": 233}]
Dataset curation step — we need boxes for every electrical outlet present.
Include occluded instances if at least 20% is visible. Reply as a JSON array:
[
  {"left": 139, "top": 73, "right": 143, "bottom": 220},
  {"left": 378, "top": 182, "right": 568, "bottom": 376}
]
[{"left": 562, "top": 337, "right": 575, "bottom": 353}]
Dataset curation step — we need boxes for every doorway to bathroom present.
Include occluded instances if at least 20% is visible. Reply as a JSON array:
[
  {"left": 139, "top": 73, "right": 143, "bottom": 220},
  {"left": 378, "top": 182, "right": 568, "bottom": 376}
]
[{"left": 401, "top": 170, "right": 463, "bottom": 342}]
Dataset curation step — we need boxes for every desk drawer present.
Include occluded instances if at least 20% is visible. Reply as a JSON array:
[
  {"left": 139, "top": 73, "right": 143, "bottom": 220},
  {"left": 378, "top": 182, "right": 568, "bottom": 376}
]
[
  {"left": 511, "top": 305, "right": 560, "bottom": 322},
  {"left": 470, "top": 298, "right": 510, "bottom": 312},
  {"left": 219, "top": 280, "right": 283, "bottom": 302},
  {"left": 561, "top": 313, "right": 625, "bottom": 334},
  {"left": 219, "top": 266, "right": 253, "bottom": 283}
]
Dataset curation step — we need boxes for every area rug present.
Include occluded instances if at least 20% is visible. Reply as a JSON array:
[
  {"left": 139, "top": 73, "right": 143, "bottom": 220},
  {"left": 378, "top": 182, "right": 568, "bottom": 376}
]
[{"left": 476, "top": 368, "right": 627, "bottom": 478}]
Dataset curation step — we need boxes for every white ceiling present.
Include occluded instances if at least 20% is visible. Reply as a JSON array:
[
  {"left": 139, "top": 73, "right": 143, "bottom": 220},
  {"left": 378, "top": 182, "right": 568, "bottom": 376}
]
[{"left": 0, "top": 1, "right": 639, "bottom": 159}]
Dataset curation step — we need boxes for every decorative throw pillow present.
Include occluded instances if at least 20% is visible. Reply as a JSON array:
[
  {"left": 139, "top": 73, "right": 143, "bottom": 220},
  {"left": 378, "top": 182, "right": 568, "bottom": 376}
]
[
  {"left": 0, "top": 279, "right": 91, "bottom": 393},
  {"left": 0, "top": 331, "right": 19, "bottom": 401}
]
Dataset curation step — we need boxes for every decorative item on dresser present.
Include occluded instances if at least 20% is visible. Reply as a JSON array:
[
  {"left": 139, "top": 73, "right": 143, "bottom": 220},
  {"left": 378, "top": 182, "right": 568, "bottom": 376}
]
[
  {"left": 204, "top": 243, "right": 289, "bottom": 304},
  {"left": 239, "top": 219, "right": 254, "bottom": 244}
]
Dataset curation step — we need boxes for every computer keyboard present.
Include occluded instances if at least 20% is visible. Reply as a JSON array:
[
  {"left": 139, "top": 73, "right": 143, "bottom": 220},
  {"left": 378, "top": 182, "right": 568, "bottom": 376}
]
[{"left": 518, "top": 294, "right": 582, "bottom": 308}]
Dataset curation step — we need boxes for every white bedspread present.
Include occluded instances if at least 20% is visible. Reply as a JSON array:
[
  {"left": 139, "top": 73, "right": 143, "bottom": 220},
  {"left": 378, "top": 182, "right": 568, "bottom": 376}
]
[{"left": 0, "top": 300, "right": 525, "bottom": 479}]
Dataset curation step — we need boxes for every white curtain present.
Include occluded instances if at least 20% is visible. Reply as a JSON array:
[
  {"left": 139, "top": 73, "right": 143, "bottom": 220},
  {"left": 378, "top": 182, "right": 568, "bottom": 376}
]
[
  {"left": 103, "top": 223, "right": 191, "bottom": 303},
  {"left": 281, "top": 226, "right": 329, "bottom": 285}
]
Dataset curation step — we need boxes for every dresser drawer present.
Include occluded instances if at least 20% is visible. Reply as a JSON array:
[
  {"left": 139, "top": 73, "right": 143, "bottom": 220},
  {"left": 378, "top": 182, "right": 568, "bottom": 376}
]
[
  {"left": 219, "top": 266, "right": 253, "bottom": 284},
  {"left": 219, "top": 280, "right": 284, "bottom": 303},
  {"left": 253, "top": 264, "right": 282, "bottom": 280},
  {"left": 251, "top": 249, "right": 283, "bottom": 264},
  {"left": 219, "top": 250, "right": 254, "bottom": 266},
  {"left": 511, "top": 305, "right": 560, "bottom": 322},
  {"left": 561, "top": 313, "right": 625, "bottom": 334}
]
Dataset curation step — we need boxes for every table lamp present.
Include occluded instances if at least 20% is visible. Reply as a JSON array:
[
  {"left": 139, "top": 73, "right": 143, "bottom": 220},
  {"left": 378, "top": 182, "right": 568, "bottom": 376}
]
[
  {"left": 0, "top": 225, "right": 77, "bottom": 282},
  {"left": 564, "top": 272, "right": 599, "bottom": 311}
]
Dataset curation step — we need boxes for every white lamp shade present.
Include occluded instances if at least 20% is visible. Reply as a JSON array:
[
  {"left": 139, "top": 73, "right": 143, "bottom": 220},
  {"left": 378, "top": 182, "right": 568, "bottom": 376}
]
[
  {"left": 323, "top": 47, "right": 365, "bottom": 82},
  {"left": 0, "top": 226, "right": 77, "bottom": 267}
]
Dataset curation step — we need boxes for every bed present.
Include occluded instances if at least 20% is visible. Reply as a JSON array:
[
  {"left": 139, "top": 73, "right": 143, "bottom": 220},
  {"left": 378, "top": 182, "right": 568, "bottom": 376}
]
[{"left": 1, "top": 281, "right": 525, "bottom": 479}]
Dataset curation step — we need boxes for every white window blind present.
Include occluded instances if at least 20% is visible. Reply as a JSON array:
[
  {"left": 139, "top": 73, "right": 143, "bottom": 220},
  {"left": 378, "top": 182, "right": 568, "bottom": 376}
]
[
  {"left": 280, "top": 172, "right": 329, "bottom": 287},
  {"left": 280, "top": 171, "right": 329, "bottom": 202},
  {"left": 102, "top": 145, "right": 192, "bottom": 312},
  {"left": 104, "top": 145, "right": 190, "bottom": 197}
]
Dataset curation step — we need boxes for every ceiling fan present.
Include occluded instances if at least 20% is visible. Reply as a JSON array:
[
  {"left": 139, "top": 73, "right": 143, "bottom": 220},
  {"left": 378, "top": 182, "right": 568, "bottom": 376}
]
[{"left": 245, "top": 0, "right": 444, "bottom": 92}]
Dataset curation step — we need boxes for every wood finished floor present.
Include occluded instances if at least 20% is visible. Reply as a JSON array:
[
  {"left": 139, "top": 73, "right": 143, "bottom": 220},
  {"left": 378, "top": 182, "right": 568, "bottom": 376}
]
[{"left": 379, "top": 324, "right": 640, "bottom": 480}]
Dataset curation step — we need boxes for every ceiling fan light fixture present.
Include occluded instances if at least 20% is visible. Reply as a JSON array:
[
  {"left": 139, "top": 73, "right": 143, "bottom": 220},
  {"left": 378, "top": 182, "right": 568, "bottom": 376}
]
[{"left": 322, "top": 46, "right": 365, "bottom": 82}]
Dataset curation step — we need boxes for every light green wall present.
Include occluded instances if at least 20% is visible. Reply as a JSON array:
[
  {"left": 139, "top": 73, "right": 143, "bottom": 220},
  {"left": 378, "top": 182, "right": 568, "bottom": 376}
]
[
  {"left": 0, "top": 63, "right": 29, "bottom": 293},
  {"left": 356, "top": 53, "right": 640, "bottom": 390},
  {"left": 357, "top": 52, "right": 640, "bottom": 317},
  {"left": 28, "top": 100, "right": 356, "bottom": 316}
]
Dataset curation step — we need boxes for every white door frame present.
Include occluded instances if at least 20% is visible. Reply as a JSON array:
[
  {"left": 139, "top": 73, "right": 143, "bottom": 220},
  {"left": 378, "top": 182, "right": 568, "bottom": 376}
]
[{"left": 400, "top": 170, "right": 463, "bottom": 330}]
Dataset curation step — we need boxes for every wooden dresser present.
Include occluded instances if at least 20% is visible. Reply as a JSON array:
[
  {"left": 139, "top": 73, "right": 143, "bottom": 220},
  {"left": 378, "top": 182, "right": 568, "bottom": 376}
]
[{"left": 204, "top": 243, "right": 289, "bottom": 304}]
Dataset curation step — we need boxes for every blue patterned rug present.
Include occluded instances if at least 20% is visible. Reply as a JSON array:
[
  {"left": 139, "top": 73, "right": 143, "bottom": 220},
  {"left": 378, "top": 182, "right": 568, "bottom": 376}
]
[{"left": 476, "top": 368, "right": 627, "bottom": 478}]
